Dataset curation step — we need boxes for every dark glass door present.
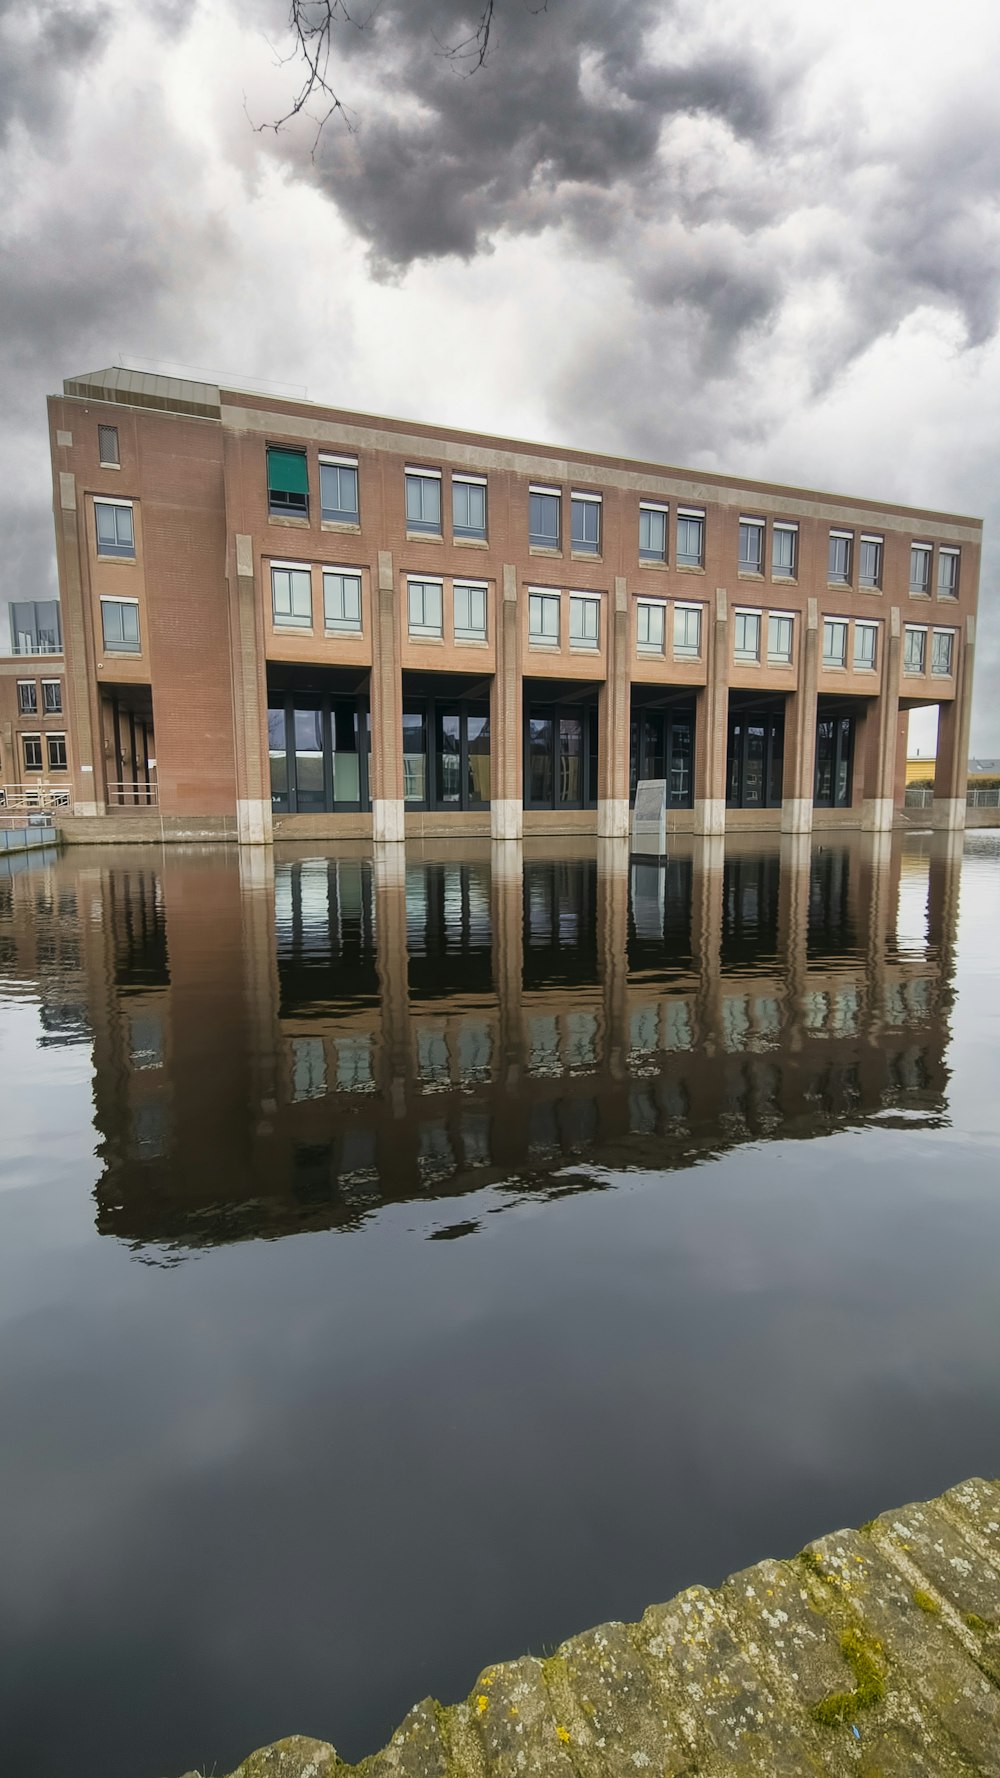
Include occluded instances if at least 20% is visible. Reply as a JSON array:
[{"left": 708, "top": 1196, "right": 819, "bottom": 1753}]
[
  {"left": 628, "top": 709, "right": 694, "bottom": 807},
  {"left": 525, "top": 705, "right": 598, "bottom": 809},
  {"left": 407, "top": 699, "right": 492, "bottom": 809},
  {"left": 815, "top": 712, "right": 855, "bottom": 807},
  {"left": 727, "top": 709, "right": 784, "bottom": 808},
  {"left": 269, "top": 694, "right": 369, "bottom": 813}
]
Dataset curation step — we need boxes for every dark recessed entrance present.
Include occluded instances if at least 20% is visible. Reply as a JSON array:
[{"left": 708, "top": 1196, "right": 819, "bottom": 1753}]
[
  {"left": 814, "top": 698, "right": 858, "bottom": 808},
  {"left": 727, "top": 694, "right": 785, "bottom": 809},
  {"left": 401, "top": 671, "right": 492, "bottom": 811},
  {"left": 267, "top": 664, "right": 370, "bottom": 814},
  {"left": 629, "top": 687, "right": 695, "bottom": 807},
  {"left": 523, "top": 679, "right": 600, "bottom": 810}
]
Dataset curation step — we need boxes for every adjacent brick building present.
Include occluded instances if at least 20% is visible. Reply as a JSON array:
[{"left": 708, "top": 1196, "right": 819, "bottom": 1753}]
[{"left": 12, "top": 366, "right": 979, "bottom": 841}]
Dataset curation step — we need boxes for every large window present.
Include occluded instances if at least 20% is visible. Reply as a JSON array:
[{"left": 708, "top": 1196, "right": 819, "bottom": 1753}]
[
  {"left": 529, "top": 486, "right": 561, "bottom": 549},
  {"left": 22, "top": 734, "right": 43, "bottom": 773},
  {"left": 322, "top": 569, "right": 362, "bottom": 633},
  {"left": 101, "top": 597, "right": 141, "bottom": 652},
  {"left": 772, "top": 523, "right": 797, "bottom": 578},
  {"left": 319, "top": 457, "right": 359, "bottom": 524},
  {"left": 629, "top": 707, "right": 694, "bottom": 807},
  {"left": 267, "top": 447, "right": 309, "bottom": 517},
  {"left": 526, "top": 706, "right": 598, "bottom": 809},
  {"left": 639, "top": 502, "right": 667, "bottom": 562},
  {"left": 854, "top": 621, "right": 878, "bottom": 670},
  {"left": 453, "top": 475, "right": 487, "bottom": 540},
  {"left": 904, "top": 626, "right": 927, "bottom": 673},
  {"left": 734, "top": 610, "right": 761, "bottom": 662},
  {"left": 42, "top": 679, "right": 62, "bottom": 713},
  {"left": 9, "top": 600, "right": 61, "bottom": 656},
  {"left": 407, "top": 577, "right": 444, "bottom": 638},
  {"left": 814, "top": 712, "right": 855, "bottom": 807},
  {"left": 95, "top": 499, "right": 135, "bottom": 559},
  {"left": 271, "top": 563, "right": 312, "bottom": 628},
  {"left": 454, "top": 581, "right": 487, "bottom": 641},
  {"left": 738, "top": 517, "right": 764, "bottom": 573},
  {"left": 859, "top": 534, "right": 883, "bottom": 589},
  {"left": 938, "top": 548, "right": 959, "bottom": 597},
  {"left": 17, "top": 681, "right": 37, "bottom": 714},
  {"left": 571, "top": 493, "right": 601, "bottom": 554},
  {"left": 528, "top": 589, "right": 560, "bottom": 644},
  {"left": 403, "top": 700, "right": 491, "bottom": 808},
  {"left": 47, "top": 734, "right": 67, "bottom": 771},
  {"left": 673, "top": 603, "right": 702, "bottom": 658},
  {"left": 636, "top": 600, "right": 665, "bottom": 654},
  {"left": 569, "top": 594, "right": 600, "bottom": 648},
  {"left": 405, "top": 468, "right": 442, "bottom": 535},
  {"left": 828, "top": 531, "right": 852, "bottom": 585},
  {"left": 767, "top": 613, "right": 794, "bottom": 664},
  {"left": 822, "top": 618, "right": 848, "bottom": 667},
  {"left": 268, "top": 693, "right": 368, "bottom": 812},
  {"left": 727, "top": 708, "right": 784, "bottom": 807},
  {"left": 909, "top": 543, "right": 932, "bottom": 595},
  {"left": 931, "top": 629, "right": 954, "bottom": 676},
  {"left": 676, "top": 508, "right": 705, "bottom": 568}
]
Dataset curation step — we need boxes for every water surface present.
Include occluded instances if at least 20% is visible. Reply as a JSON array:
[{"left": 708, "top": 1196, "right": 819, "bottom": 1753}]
[{"left": 1, "top": 832, "right": 999, "bottom": 1778}]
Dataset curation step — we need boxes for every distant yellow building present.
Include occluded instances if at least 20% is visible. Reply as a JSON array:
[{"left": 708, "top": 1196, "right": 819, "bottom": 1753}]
[{"left": 906, "top": 756, "right": 936, "bottom": 785}]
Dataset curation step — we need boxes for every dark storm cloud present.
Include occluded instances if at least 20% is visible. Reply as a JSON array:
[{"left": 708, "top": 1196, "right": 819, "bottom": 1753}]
[{"left": 0, "top": 2, "right": 110, "bottom": 144}]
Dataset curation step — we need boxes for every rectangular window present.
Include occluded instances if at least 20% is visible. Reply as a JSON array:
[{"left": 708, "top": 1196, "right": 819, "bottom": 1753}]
[
  {"left": 677, "top": 508, "right": 705, "bottom": 568},
  {"left": 9, "top": 600, "right": 61, "bottom": 656},
  {"left": 98, "top": 423, "right": 120, "bottom": 466},
  {"left": 267, "top": 447, "right": 309, "bottom": 517},
  {"left": 16, "top": 680, "right": 37, "bottom": 714},
  {"left": 931, "top": 629, "right": 955, "bottom": 676},
  {"left": 271, "top": 563, "right": 312, "bottom": 628},
  {"left": 571, "top": 492, "right": 601, "bottom": 555},
  {"left": 47, "top": 733, "right": 67, "bottom": 771},
  {"left": 734, "top": 610, "right": 761, "bottom": 661},
  {"left": 22, "top": 734, "right": 42, "bottom": 772},
  {"left": 101, "top": 596, "right": 141, "bottom": 652},
  {"left": 407, "top": 577, "right": 443, "bottom": 637},
  {"left": 454, "top": 581, "right": 487, "bottom": 641},
  {"left": 529, "top": 485, "right": 561, "bottom": 549},
  {"left": 772, "top": 522, "right": 797, "bottom": 578},
  {"left": 828, "top": 531, "right": 852, "bottom": 584},
  {"left": 909, "top": 543, "right": 932, "bottom": 595},
  {"left": 767, "top": 613, "right": 794, "bottom": 663},
  {"left": 738, "top": 517, "right": 764, "bottom": 573},
  {"left": 95, "top": 499, "right": 135, "bottom": 559},
  {"left": 42, "top": 679, "right": 62, "bottom": 713},
  {"left": 854, "top": 621, "right": 878, "bottom": 670},
  {"left": 319, "top": 456, "right": 359, "bottom": 524},
  {"left": 636, "top": 600, "right": 665, "bottom": 653},
  {"left": 322, "top": 569, "right": 362, "bottom": 633},
  {"left": 569, "top": 594, "right": 600, "bottom": 648},
  {"left": 859, "top": 534, "right": 883, "bottom": 589},
  {"left": 822, "top": 618, "right": 848, "bottom": 667},
  {"left": 904, "top": 626, "right": 927, "bottom": 673},
  {"left": 453, "top": 475, "right": 487, "bottom": 540},
  {"left": 673, "top": 603, "right": 702, "bottom": 657},
  {"left": 639, "top": 502, "right": 667, "bottom": 562},
  {"left": 528, "top": 589, "right": 560, "bottom": 643},
  {"left": 405, "top": 467, "right": 442, "bottom": 535},
  {"left": 938, "top": 548, "right": 959, "bottom": 597}
]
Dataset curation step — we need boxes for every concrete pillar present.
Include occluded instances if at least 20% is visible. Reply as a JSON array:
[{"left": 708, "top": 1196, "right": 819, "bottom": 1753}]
[
  {"left": 491, "top": 564, "right": 522, "bottom": 839},
  {"left": 370, "top": 550, "right": 404, "bottom": 842},
  {"left": 693, "top": 587, "right": 729, "bottom": 835},
  {"left": 933, "top": 615, "right": 975, "bottom": 831},
  {"left": 781, "top": 597, "right": 819, "bottom": 834},
  {"left": 54, "top": 470, "right": 105, "bottom": 815},
  {"left": 862, "top": 605, "right": 902, "bottom": 832},
  {"left": 597, "top": 578, "right": 631, "bottom": 838},
  {"left": 230, "top": 533, "right": 272, "bottom": 845}
]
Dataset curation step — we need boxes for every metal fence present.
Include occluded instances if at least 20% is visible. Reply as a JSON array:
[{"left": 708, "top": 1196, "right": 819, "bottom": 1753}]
[
  {"left": 0, "top": 786, "right": 71, "bottom": 811},
  {"left": 904, "top": 787, "right": 933, "bottom": 808},
  {"left": 106, "top": 781, "right": 159, "bottom": 808},
  {"left": 968, "top": 786, "right": 1000, "bottom": 808}
]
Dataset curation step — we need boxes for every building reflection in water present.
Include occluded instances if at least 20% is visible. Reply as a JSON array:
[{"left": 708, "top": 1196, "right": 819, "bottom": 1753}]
[{"left": 0, "top": 833, "right": 963, "bottom": 1252}]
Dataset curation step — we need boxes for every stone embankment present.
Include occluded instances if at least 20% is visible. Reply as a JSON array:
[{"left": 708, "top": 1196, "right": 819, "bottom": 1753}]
[{"left": 173, "top": 1476, "right": 1000, "bottom": 1777}]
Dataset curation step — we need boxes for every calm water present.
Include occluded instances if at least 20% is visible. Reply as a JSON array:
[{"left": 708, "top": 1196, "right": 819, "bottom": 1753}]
[{"left": 1, "top": 832, "right": 1000, "bottom": 1778}]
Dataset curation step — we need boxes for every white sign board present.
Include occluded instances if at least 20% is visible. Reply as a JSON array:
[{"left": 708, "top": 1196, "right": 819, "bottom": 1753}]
[{"left": 631, "top": 779, "right": 667, "bottom": 857}]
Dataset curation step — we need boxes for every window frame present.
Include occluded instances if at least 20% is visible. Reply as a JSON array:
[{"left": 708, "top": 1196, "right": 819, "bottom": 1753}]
[
  {"left": 638, "top": 501, "right": 668, "bottom": 563},
  {"left": 266, "top": 446, "right": 309, "bottom": 518},
  {"left": 859, "top": 533, "right": 883, "bottom": 590},
  {"left": 529, "top": 484, "right": 561, "bottom": 551},
  {"left": 97, "top": 423, "right": 120, "bottom": 468},
  {"left": 733, "top": 607, "right": 762, "bottom": 663},
  {"left": 766, "top": 611, "right": 794, "bottom": 665},
  {"left": 676, "top": 507, "right": 705, "bottom": 569},
  {"left": 822, "top": 617, "right": 849, "bottom": 669},
  {"left": 771, "top": 521, "right": 798, "bottom": 580},
  {"left": 16, "top": 680, "right": 37, "bottom": 715},
  {"left": 738, "top": 516, "right": 764, "bottom": 575},
  {"left": 404, "top": 466, "right": 443, "bottom": 536},
  {"left": 635, "top": 598, "right": 666, "bottom": 654},
  {"left": 453, "top": 579, "right": 488, "bottom": 642},
  {"left": 21, "top": 733, "right": 43, "bottom": 773},
  {"left": 406, "top": 576, "right": 444, "bottom": 639},
  {"left": 94, "top": 496, "right": 136, "bottom": 560},
  {"left": 9, "top": 600, "right": 62, "bottom": 657},
  {"left": 828, "top": 530, "right": 853, "bottom": 586},
  {"left": 452, "top": 474, "right": 488, "bottom": 541},
  {"left": 100, "top": 595, "right": 141, "bottom": 653},
  {"left": 318, "top": 455, "right": 360, "bottom": 525},
  {"left": 903, "top": 624, "right": 928, "bottom": 675},
  {"left": 568, "top": 592, "right": 601, "bottom": 649},
  {"left": 931, "top": 627, "right": 955, "bottom": 677},
  {"left": 909, "top": 542, "right": 933, "bottom": 596},
  {"left": 853, "top": 620, "right": 879, "bottom": 672},
  {"left": 322, "top": 567, "right": 363, "bottom": 634},
  {"left": 528, "top": 587, "right": 561, "bottom": 645},
  {"left": 938, "top": 547, "right": 960, "bottom": 598},
  {"left": 270, "top": 561, "right": 313, "bottom": 630},
  {"left": 41, "top": 679, "right": 62, "bottom": 713},
  {"left": 673, "top": 601, "right": 703, "bottom": 659},
  {"left": 570, "top": 491, "right": 602, "bottom": 556},
  {"left": 46, "top": 732, "right": 67, "bottom": 771}
]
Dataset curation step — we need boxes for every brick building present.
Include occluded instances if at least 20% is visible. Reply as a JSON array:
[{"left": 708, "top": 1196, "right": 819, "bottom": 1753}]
[{"left": 9, "top": 366, "right": 979, "bottom": 840}]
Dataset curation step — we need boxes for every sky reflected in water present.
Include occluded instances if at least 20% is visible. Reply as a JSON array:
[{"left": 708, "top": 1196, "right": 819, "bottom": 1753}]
[{"left": 1, "top": 831, "right": 999, "bottom": 1778}]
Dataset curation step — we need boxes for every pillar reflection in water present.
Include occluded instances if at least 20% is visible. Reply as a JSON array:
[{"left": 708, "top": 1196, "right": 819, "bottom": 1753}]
[{"left": 64, "top": 832, "right": 960, "bottom": 1252}]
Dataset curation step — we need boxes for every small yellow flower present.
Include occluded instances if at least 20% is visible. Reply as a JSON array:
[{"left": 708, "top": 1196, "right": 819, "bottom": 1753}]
[
  {"left": 556, "top": 1725, "right": 571, "bottom": 1744},
  {"left": 476, "top": 1694, "right": 489, "bottom": 1715}
]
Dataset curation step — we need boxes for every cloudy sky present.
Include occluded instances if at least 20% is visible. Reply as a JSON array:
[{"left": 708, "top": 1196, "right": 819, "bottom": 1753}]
[{"left": 3, "top": 0, "right": 998, "bottom": 751}]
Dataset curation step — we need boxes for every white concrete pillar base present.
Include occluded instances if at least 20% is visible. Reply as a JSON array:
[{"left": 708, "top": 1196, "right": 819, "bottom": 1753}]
[
  {"left": 693, "top": 797, "right": 726, "bottom": 836},
  {"left": 373, "top": 840, "right": 407, "bottom": 886},
  {"left": 780, "top": 797, "right": 814, "bottom": 835},
  {"left": 490, "top": 837, "right": 524, "bottom": 881},
  {"left": 861, "top": 797, "right": 895, "bottom": 833},
  {"left": 597, "top": 796, "right": 630, "bottom": 839},
  {"left": 491, "top": 797, "right": 523, "bottom": 841},
  {"left": 237, "top": 797, "right": 273, "bottom": 846},
  {"left": 372, "top": 797, "right": 405, "bottom": 843},
  {"left": 933, "top": 797, "right": 966, "bottom": 831}
]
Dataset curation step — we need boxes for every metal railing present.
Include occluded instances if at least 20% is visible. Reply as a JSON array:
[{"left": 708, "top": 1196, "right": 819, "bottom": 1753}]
[
  {"left": 968, "top": 786, "right": 1000, "bottom": 807},
  {"left": 106, "top": 781, "right": 159, "bottom": 808},
  {"left": 0, "top": 786, "right": 71, "bottom": 811},
  {"left": 904, "top": 787, "right": 933, "bottom": 808}
]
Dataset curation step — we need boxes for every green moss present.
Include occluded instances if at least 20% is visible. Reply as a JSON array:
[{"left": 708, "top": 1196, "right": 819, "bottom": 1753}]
[
  {"left": 912, "top": 1587, "right": 940, "bottom": 1615},
  {"left": 811, "top": 1626, "right": 886, "bottom": 1728},
  {"left": 798, "top": 1547, "right": 826, "bottom": 1577},
  {"left": 963, "top": 1611, "right": 994, "bottom": 1637}
]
